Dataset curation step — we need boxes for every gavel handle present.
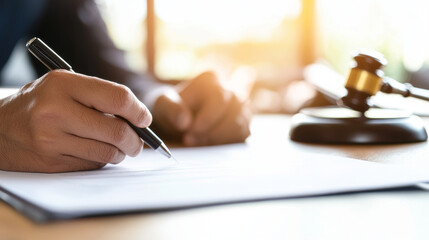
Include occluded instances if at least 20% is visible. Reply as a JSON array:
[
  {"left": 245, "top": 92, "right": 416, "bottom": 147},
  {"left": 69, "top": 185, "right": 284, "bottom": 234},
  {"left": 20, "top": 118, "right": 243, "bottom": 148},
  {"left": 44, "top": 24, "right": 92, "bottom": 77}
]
[{"left": 380, "top": 77, "right": 429, "bottom": 102}]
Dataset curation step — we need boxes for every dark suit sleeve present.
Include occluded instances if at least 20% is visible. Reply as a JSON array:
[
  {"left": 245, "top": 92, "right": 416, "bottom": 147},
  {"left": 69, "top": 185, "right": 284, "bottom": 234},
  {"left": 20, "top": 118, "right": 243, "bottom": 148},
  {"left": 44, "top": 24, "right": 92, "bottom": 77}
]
[{"left": 29, "top": 0, "right": 161, "bottom": 101}]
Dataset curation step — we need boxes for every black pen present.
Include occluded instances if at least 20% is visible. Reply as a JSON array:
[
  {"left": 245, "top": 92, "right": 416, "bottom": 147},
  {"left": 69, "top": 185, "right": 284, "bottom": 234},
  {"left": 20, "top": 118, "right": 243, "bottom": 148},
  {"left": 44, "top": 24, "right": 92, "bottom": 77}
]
[{"left": 26, "top": 37, "right": 172, "bottom": 158}]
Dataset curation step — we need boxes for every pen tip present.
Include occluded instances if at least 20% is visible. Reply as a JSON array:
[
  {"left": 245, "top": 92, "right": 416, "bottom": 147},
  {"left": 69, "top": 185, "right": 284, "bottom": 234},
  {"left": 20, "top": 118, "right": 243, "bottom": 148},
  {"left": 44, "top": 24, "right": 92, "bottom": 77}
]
[
  {"left": 156, "top": 143, "right": 172, "bottom": 159},
  {"left": 171, "top": 156, "right": 179, "bottom": 164}
]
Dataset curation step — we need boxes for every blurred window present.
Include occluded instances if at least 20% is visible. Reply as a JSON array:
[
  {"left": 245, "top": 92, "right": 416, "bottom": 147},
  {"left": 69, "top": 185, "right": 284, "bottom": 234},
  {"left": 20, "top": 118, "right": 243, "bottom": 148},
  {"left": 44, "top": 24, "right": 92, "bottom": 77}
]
[
  {"left": 317, "top": 0, "right": 429, "bottom": 81},
  {"left": 154, "top": 0, "right": 302, "bottom": 81},
  {"left": 97, "top": 0, "right": 302, "bottom": 83},
  {"left": 96, "top": 0, "right": 429, "bottom": 112},
  {"left": 96, "top": 0, "right": 147, "bottom": 72},
  {"left": 97, "top": 0, "right": 429, "bottom": 81}
]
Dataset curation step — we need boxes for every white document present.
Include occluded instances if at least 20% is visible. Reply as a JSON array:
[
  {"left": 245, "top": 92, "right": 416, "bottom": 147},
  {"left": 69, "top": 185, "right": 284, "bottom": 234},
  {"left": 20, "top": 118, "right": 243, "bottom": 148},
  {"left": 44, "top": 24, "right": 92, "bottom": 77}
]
[{"left": 0, "top": 143, "right": 428, "bottom": 222}]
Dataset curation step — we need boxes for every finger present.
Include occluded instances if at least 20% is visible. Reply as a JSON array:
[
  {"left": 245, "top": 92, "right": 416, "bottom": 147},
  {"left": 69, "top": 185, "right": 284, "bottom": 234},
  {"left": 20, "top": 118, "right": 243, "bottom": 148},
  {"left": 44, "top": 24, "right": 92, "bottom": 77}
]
[
  {"left": 54, "top": 155, "right": 107, "bottom": 173},
  {"left": 47, "top": 70, "right": 152, "bottom": 128},
  {"left": 179, "top": 71, "right": 228, "bottom": 133},
  {"left": 184, "top": 97, "right": 251, "bottom": 146},
  {"left": 190, "top": 90, "right": 230, "bottom": 133},
  {"left": 63, "top": 101, "right": 143, "bottom": 157},
  {"left": 154, "top": 91, "right": 193, "bottom": 131},
  {"left": 185, "top": 113, "right": 250, "bottom": 146},
  {"left": 57, "top": 133, "right": 126, "bottom": 165}
]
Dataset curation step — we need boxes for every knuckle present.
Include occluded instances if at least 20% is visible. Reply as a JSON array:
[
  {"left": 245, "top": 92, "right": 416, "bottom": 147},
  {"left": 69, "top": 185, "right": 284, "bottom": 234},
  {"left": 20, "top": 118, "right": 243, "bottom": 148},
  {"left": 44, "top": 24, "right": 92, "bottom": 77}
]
[
  {"left": 199, "top": 71, "right": 217, "bottom": 81},
  {"left": 193, "top": 71, "right": 219, "bottom": 88},
  {"left": 45, "top": 69, "right": 65, "bottom": 78},
  {"left": 31, "top": 103, "right": 60, "bottom": 122},
  {"left": 79, "top": 107, "right": 96, "bottom": 128},
  {"left": 112, "top": 85, "right": 133, "bottom": 111},
  {"left": 98, "top": 145, "right": 121, "bottom": 163},
  {"left": 42, "top": 70, "right": 69, "bottom": 86},
  {"left": 136, "top": 106, "right": 152, "bottom": 126},
  {"left": 43, "top": 70, "right": 59, "bottom": 82},
  {"left": 110, "top": 121, "right": 129, "bottom": 146},
  {"left": 28, "top": 107, "right": 60, "bottom": 155},
  {"left": 29, "top": 107, "right": 63, "bottom": 137},
  {"left": 32, "top": 133, "right": 55, "bottom": 156},
  {"left": 29, "top": 101, "right": 61, "bottom": 131}
]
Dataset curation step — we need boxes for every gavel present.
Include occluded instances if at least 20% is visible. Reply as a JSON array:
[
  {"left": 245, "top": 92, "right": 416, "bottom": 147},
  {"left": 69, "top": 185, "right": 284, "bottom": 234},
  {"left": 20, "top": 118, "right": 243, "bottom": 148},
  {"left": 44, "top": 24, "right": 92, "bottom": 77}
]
[{"left": 338, "top": 50, "right": 429, "bottom": 113}]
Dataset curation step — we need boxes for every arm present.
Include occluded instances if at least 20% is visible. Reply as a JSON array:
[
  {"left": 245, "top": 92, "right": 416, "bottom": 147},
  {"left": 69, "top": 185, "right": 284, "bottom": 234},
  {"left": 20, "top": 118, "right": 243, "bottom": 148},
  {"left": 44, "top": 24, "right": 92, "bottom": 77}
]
[
  {"left": 28, "top": 0, "right": 251, "bottom": 147},
  {"left": 0, "top": 0, "right": 154, "bottom": 173},
  {"left": 28, "top": 0, "right": 159, "bottom": 101}
]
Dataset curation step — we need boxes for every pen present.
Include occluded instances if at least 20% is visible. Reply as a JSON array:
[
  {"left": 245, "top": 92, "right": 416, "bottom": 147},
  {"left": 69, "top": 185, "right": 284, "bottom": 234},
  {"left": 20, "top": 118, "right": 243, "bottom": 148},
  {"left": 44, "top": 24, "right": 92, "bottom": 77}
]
[{"left": 26, "top": 37, "right": 172, "bottom": 158}]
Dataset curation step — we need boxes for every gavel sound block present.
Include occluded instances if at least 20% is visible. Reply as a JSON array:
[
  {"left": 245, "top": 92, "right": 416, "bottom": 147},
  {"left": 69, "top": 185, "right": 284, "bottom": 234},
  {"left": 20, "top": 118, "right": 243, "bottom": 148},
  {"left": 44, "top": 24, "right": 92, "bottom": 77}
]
[{"left": 290, "top": 50, "right": 428, "bottom": 144}]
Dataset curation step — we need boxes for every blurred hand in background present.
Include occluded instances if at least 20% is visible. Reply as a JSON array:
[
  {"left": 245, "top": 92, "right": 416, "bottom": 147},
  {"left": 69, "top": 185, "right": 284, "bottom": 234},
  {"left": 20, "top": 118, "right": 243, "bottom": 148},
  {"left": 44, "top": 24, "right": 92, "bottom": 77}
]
[{"left": 152, "top": 71, "right": 252, "bottom": 146}]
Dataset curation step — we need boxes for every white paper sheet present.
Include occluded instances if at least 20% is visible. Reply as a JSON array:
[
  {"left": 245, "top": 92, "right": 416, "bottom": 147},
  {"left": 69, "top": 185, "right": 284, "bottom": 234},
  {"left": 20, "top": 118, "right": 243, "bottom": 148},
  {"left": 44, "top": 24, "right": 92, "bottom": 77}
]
[{"left": 1, "top": 143, "right": 428, "bottom": 222}]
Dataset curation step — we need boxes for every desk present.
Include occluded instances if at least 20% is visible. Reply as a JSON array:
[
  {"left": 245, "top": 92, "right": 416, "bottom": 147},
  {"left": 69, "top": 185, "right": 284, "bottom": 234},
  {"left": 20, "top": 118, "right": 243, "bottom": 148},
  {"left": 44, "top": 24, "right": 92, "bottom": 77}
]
[{"left": 1, "top": 103, "right": 429, "bottom": 239}]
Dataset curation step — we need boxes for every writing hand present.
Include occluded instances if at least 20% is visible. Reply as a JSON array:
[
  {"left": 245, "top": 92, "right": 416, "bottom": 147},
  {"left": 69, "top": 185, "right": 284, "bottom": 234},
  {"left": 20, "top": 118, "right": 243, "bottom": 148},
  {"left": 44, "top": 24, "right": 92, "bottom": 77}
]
[
  {"left": 0, "top": 70, "right": 151, "bottom": 173},
  {"left": 152, "top": 71, "right": 251, "bottom": 146}
]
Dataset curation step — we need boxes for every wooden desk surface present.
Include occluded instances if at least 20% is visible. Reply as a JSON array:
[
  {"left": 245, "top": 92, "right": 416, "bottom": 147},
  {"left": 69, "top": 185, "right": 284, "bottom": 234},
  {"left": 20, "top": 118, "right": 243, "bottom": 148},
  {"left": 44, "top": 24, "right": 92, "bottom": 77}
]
[{"left": 2, "top": 114, "right": 429, "bottom": 240}]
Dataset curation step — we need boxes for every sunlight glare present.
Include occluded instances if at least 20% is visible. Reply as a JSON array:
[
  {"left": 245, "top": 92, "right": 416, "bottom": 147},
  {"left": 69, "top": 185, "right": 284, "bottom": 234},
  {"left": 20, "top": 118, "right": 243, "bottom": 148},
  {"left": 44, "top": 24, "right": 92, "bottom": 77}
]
[{"left": 156, "top": 0, "right": 301, "bottom": 43}]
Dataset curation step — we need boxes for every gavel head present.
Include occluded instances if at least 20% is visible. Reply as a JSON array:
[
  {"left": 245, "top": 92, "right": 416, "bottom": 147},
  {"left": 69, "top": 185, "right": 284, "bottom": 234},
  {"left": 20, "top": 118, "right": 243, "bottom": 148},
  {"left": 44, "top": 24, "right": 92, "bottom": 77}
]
[{"left": 337, "top": 50, "right": 387, "bottom": 113}]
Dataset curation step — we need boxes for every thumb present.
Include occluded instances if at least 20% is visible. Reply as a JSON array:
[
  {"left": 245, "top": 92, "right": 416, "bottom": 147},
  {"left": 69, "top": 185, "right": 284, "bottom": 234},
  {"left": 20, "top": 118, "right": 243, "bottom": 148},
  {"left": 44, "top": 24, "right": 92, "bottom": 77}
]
[{"left": 154, "top": 90, "right": 192, "bottom": 131}]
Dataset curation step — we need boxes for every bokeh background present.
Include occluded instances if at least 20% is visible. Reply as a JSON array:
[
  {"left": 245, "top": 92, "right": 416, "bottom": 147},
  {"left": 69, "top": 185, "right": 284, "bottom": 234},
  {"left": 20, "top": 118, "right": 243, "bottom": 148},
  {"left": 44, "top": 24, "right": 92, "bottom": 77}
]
[{"left": 96, "top": 0, "right": 429, "bottom": 113}]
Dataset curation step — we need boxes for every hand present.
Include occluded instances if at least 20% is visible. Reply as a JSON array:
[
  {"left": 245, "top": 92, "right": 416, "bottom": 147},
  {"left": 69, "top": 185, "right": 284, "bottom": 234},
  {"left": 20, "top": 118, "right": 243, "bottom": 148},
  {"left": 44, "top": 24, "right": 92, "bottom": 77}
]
[
  {"left": 152, "top": 72, "right": 251, "bottom": 146},
  {"left": 0, "top": 70, "right": 152, "bottom": 173}
]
